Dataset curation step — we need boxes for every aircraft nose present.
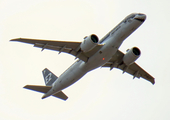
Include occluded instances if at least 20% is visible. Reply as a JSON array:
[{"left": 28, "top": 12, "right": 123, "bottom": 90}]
[{"left": 134, "top": 13, "right": 146, "bottom": 22}]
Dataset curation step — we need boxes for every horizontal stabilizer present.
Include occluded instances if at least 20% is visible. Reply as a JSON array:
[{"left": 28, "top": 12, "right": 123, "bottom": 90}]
[
  {"left": 24, "top": 85, "right": 51, "bottom": 93},
  {"left": 52, "top": 91, "right": 68, "bottom": 100},
  {"left": 24, "top": 85, "right": 68, "bottom": 100}
]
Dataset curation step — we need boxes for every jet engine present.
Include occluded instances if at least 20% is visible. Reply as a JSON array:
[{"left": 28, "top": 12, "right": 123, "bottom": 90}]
[
  {"left": 123, "top": 47, "right": 141, "bottom": 66},
  {"left": 80, "top": 34, "right": 99, "bottom": 53}
]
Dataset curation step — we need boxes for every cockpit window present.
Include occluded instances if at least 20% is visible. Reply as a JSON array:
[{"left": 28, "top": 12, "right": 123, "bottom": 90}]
[
  {"left": 124, "top": 14, "right": 136, "bottom": 22},
  {"left": 128, "top": 14, "right": 136, "bottom": 19}
]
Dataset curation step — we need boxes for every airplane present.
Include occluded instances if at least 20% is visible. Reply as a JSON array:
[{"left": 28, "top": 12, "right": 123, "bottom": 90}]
[{"left": 10, "top": 13, "right": 155, "bottom": 101}]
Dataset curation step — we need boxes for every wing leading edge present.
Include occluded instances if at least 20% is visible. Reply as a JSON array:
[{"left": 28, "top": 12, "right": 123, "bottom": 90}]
[{"left": 10, "top": 38, "right": 103, "bottom": 62}]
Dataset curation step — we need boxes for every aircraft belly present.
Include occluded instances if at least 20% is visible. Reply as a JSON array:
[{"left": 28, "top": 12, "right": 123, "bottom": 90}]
[
  {"left": 84, "top": 37, "right": 122, "bottom": 71},
  {"left": 84, "top": 23, "right": 140, "bottom": 70},
  {"left": 53, "top": 60, "right": 87, "bottom": 91}
]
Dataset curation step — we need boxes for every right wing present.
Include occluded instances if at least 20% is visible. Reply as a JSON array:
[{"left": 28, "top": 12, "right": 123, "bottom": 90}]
[
  {"left": 10, "top": 38, "right": 103, "bottom": 62},
  {"left": 102, "top": 50, "right": 155, "bottom": 84}
]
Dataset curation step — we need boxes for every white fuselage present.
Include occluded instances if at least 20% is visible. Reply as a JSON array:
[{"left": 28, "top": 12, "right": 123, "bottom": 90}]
[{"left": 43, "top": 13, "right": 146, "bottom": 98}]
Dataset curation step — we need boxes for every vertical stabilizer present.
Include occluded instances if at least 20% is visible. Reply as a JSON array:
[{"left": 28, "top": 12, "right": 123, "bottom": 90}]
[{"left": 42, "top": 68, "right": 58, "bottom": 86}]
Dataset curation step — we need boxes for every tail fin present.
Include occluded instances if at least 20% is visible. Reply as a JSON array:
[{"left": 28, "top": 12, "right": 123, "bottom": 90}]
[{"left": 42, "top": 68, "right": 58, "bottom": 86}]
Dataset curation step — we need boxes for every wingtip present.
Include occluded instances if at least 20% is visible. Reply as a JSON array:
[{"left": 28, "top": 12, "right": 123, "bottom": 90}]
[
  {"left": 64, "top": 97, "right": 68, "bottom": 101},
  {"left": 10, "top": 38, "right": 21, "bottom": 42},
  {"left": 10, "top": 39, "right": 15, "bottom": 42},
  {"left": 152, "top": 81, "right": 155, "bottom": 85},
  {"left": 151, "top": 78, "right": 155, "bottom": 85},
  {"left": 23, "top": 85, "right": 29, "bottom": 88}
]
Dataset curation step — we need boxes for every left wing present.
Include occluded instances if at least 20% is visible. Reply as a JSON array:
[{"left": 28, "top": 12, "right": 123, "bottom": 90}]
[
  {"left": 10, "top": 38, "right": 103, "bottom": 62},
  {"left": 102, "top": 50, "right": 155, "bottom": 84}
]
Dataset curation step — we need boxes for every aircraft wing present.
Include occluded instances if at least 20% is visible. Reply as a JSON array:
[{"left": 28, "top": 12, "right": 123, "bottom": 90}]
[
  {"left": 10, "top": 38, "right": 103, "bottom": 62},
  {"left": 102, "top": 50, "right": 155, "bottom": 84}
]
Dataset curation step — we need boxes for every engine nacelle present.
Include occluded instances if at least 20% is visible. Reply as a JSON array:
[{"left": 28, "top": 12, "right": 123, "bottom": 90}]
[
  {"left": 80, "top": 34, "right": 99, "bottom": 53},
  {"left": 123, "top": 47, "right": 141, "bottom": 66}
]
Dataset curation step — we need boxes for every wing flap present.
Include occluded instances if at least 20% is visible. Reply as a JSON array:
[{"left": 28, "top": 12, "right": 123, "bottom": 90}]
[
  {"left": 118, "top": 63, "right": 155, "bottom": 84},
  {"left": 102, "top": 50, "right": 155, "bottom": 84},
  {"left": 11, "top": 38, "right": 99, "bottom": 62}
]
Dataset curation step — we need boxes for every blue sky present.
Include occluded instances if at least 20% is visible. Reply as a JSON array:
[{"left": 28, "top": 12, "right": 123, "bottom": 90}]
[{"left": 0, "top": 0, "right": 170, "bottom": 120}]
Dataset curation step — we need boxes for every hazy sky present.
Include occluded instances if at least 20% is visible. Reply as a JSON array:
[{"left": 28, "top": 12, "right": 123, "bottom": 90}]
[{"left": 0, "top": 0, "right": 170, "bottom": 120}]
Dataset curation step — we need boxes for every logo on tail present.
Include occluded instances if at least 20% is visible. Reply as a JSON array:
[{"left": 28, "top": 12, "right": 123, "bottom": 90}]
[
  {"left": 45, "top": 73, "right": 52, "bottom": 84},
  {"left": 42, "top": 68, "right": 58, "bottom": 86}
]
